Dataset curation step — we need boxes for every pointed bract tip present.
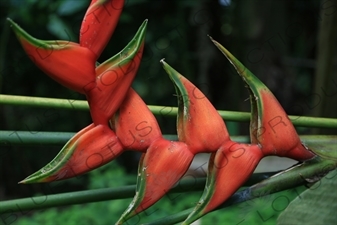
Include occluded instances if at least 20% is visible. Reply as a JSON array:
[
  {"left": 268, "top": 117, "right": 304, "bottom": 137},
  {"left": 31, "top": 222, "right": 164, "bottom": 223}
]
[
  {"left": 210, "top": 39, "right": 260, "bottom": 87},
  {"left": 139, "top": 19, "right": 148, "bottom": 31},
  {"left": 97, "top": 19, "right": 147, "bottom": 71},
  {"left": 18, "top": 124, "right": 124, "bottom": 183},
  {"left": 161, "top": 61, "right": 186, "bottom": 105},
  {"left": 7, "top": 18, "right": 24, "bottom": 36},
  {"left": 7, "top": 18, "right": 14, "bottom": 24},
  {"left": 117, "top": 19, "right": 147, "bottom": 58},
  {"left": 163, "top": 61, "right": 229, "bottom": 153},
  {"left": 89, "top": 20, "right": 148, "bottom": 125},
  {"left": 212, "top": 40, "right": 315, "bottom": 161},
  {"left": 6, "top": 17, "right": 52, "bottom": 50},
  {"left": 135, "top": 19, "right": 148, "bottom": 44},
  {"left": 161, "top": 60, "right": 180, "bottom": 80}
]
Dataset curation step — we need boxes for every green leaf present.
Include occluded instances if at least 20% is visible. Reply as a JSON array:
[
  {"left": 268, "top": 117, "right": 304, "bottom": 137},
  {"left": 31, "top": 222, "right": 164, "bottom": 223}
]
[
  {"left": 305, "top": 136, "right": 337, "bottom": 160},
  {"left": 277, "top": 169, "right": 337, "bottom": 224}
]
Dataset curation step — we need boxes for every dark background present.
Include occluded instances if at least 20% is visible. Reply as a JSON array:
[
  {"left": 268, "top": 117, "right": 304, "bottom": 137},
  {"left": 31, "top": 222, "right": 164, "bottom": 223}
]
[{"left": 0, "top": 0, "right": 336, "bottom": 207}]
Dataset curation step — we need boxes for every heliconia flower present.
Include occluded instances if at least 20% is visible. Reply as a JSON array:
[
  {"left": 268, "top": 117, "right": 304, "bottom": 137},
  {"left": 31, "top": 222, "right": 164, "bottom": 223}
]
[
  {"left": 113, "top": 89, "right": 194, "bottom": 224},
  {"left": 80, "top": 0, "right": 125, "bottom": 59},
  {"left": 17, "top": 18, "right": 147, "bottom": 183},
  {"left": 160, "top": 60, "right": 259, "bottom": 224},
  {"left": 182, "top": 142, "right": 263, "bottom": 224},
  {"left": 161, "top": 60, "right": 257, "bottom": 224},
  {"left": 8, "top": 0, "right": 125, "bottom": 94},
  {"left": 161, "top": 60, "right": 229, "bottom": 154},
  {"left": 88, "top": 20, "right": 147, "bottom": 125},
  {"left": 8, "top": 0, "right": 147, "bottom": 126},
  {"left": 8, "top": 16, "right": 147, "bottom": 126},
  {"left": 7, "top": 18, "right": 96, "bottom": 94},
  {"left": 20, "top": 124, "right": 124, "bottom": 183},
  {"left": 211, "top": 37, "right": 315, "bottom": 161},
  {"left": 182, "top": 39, "right": 317, "bottom": 224}
]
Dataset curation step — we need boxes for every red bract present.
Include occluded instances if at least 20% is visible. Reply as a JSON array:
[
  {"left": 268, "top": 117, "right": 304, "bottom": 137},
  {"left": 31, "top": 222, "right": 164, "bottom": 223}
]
[
  {"left": 113, "top": 89, "right": 193, "bottom": 224},
  {"left": 204, "top": 143, "right": 263, "bottom": 213},
  {"left": 20, "top": 124, "right": 123, "bottom": 183},
  {"left": 160, "top": 60, "right": 262, "bottom": 224},
  {"left": 112, "top": 88, "right": 162, "bottom": 151},
  {"left": 16, "top": 17, "right": 147, "bottom": 182},
  {"left": 8, "top": 17, "right": 147, "bottom": 125},
  {"left": 7, "top": 19, "right": 96, "bottom": 94},
  {"left": 118, "top": 139, "right": 193, "bottom": 223},
  {"left": 211, "top": 38, "right": 315, "bottom": 161},
  {"left": 161, "top": 60, "right": 262, "bottom": 224},
  {"left": 8, "top": 0, "right": 146, "bottom": 126},
  {"left": 9, "top": 1, "right": 320, "bottom": 223},
  {"left": 7, "top": 0, "right": 124, "bottom": 94},
  {"left": 183, "top": 142, "right": 263, "bottom": 224},
  {"left": 162, "top": 60, "right": 229, "bottom": 154},
  {"left": 80, "top": 0, "right": 125, "bottom": 59},
  {"left": 88, "top": 20, "right": 147, "bottom": 125},
  {"left": 182, "top": 39, "right": 316, "bottom": 224}
]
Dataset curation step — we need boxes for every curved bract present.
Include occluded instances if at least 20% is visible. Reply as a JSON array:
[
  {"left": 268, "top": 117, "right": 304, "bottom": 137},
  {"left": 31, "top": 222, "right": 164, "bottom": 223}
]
[
  {"left": 117, "top": 139, "right": 193, "bottom": 224},
  {"left": 8, "top": 4, "right": 147, "bottom": 127},
  {"left": 162, "top": 59, "right": 264, "bottom": 224},
  {"left": 113, "top": 89, "right": 194, "bottom": 224},
  {"left": 88, "top": 20, "right": 148, "bottom": 125},
  {"left": 180, "top": 39, "right": 317, "bottom": 225},
  {"left": 7, "top": 18, "right": 96, "bottom": 94},
  {"left": 80, "top": 0, "right": 125, "bottom": 59},
  {"left": 20, "top": 124, "right": 123, "bottom": 183},
  {"left": 182, "top": 142, "right": 263, "bottom": 224},
  {"left": 112, "top": 88, "right": 162, "bottom": 151},
  {"left": 211, "top": 38, "right": 315, "bottom": 161},
  {"left": 162, "top": 60, "right": 230, "bottom": 154}
]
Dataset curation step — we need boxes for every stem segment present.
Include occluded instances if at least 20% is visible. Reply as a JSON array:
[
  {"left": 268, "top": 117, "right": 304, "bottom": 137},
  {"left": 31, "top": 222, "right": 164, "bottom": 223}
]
[{"left": 1, "top": 95, "right": 336, "bottom": 128}]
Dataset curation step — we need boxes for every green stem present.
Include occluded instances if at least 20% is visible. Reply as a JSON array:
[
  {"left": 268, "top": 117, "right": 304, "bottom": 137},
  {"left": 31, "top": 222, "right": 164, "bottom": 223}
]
[
  {"left": 0, "top": 131, "right": 74, "bottom": 146},
  {"left": 0, "top": 131, "right": 247, "bottom": 146},
  {"left": 0, "top": 131, "right": 334, "bottom": 147},
  {"left": 0, "top": 185, "right": 135, "bottom": 214},
  {"left": 0, "top": 173, "right": 275, "bottom": 214},
  {"left": 0, "top": 94, "right": 336, "bottom": 128},
  {"left": 0, "top": 94, "right": 89, "bottom": 110}
]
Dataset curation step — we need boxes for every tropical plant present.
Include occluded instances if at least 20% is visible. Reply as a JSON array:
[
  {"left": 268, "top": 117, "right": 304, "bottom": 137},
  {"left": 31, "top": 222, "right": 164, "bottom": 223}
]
[{"left": 1, "top": 1, "right": 336, "bottom": 225}]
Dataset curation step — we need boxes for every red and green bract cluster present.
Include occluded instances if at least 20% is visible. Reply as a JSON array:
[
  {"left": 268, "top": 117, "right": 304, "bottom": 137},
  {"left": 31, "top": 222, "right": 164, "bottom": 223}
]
[{"left": 8, "top": 1, "right": 315, "bottom": 224}]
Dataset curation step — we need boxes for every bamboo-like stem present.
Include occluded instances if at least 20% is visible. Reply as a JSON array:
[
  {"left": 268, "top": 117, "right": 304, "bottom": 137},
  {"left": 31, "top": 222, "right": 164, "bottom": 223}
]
[
  {"left": 0, "top": 172, "right": 275, "bottom": 214},
  {"left": 0, "top": 131, "right": 335, "bottom": 147},
  {"left": 0, "top": 185, "right": 136, "bottom": 214},
  {"left": 0, "top": 94, "right": 336, "bottom": 128},
  {"left": 0, "top": 131, "right": 247, "bottom": 146},
  {"left": 0, "top": 94, "right": 89, "bottom": 110}
]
